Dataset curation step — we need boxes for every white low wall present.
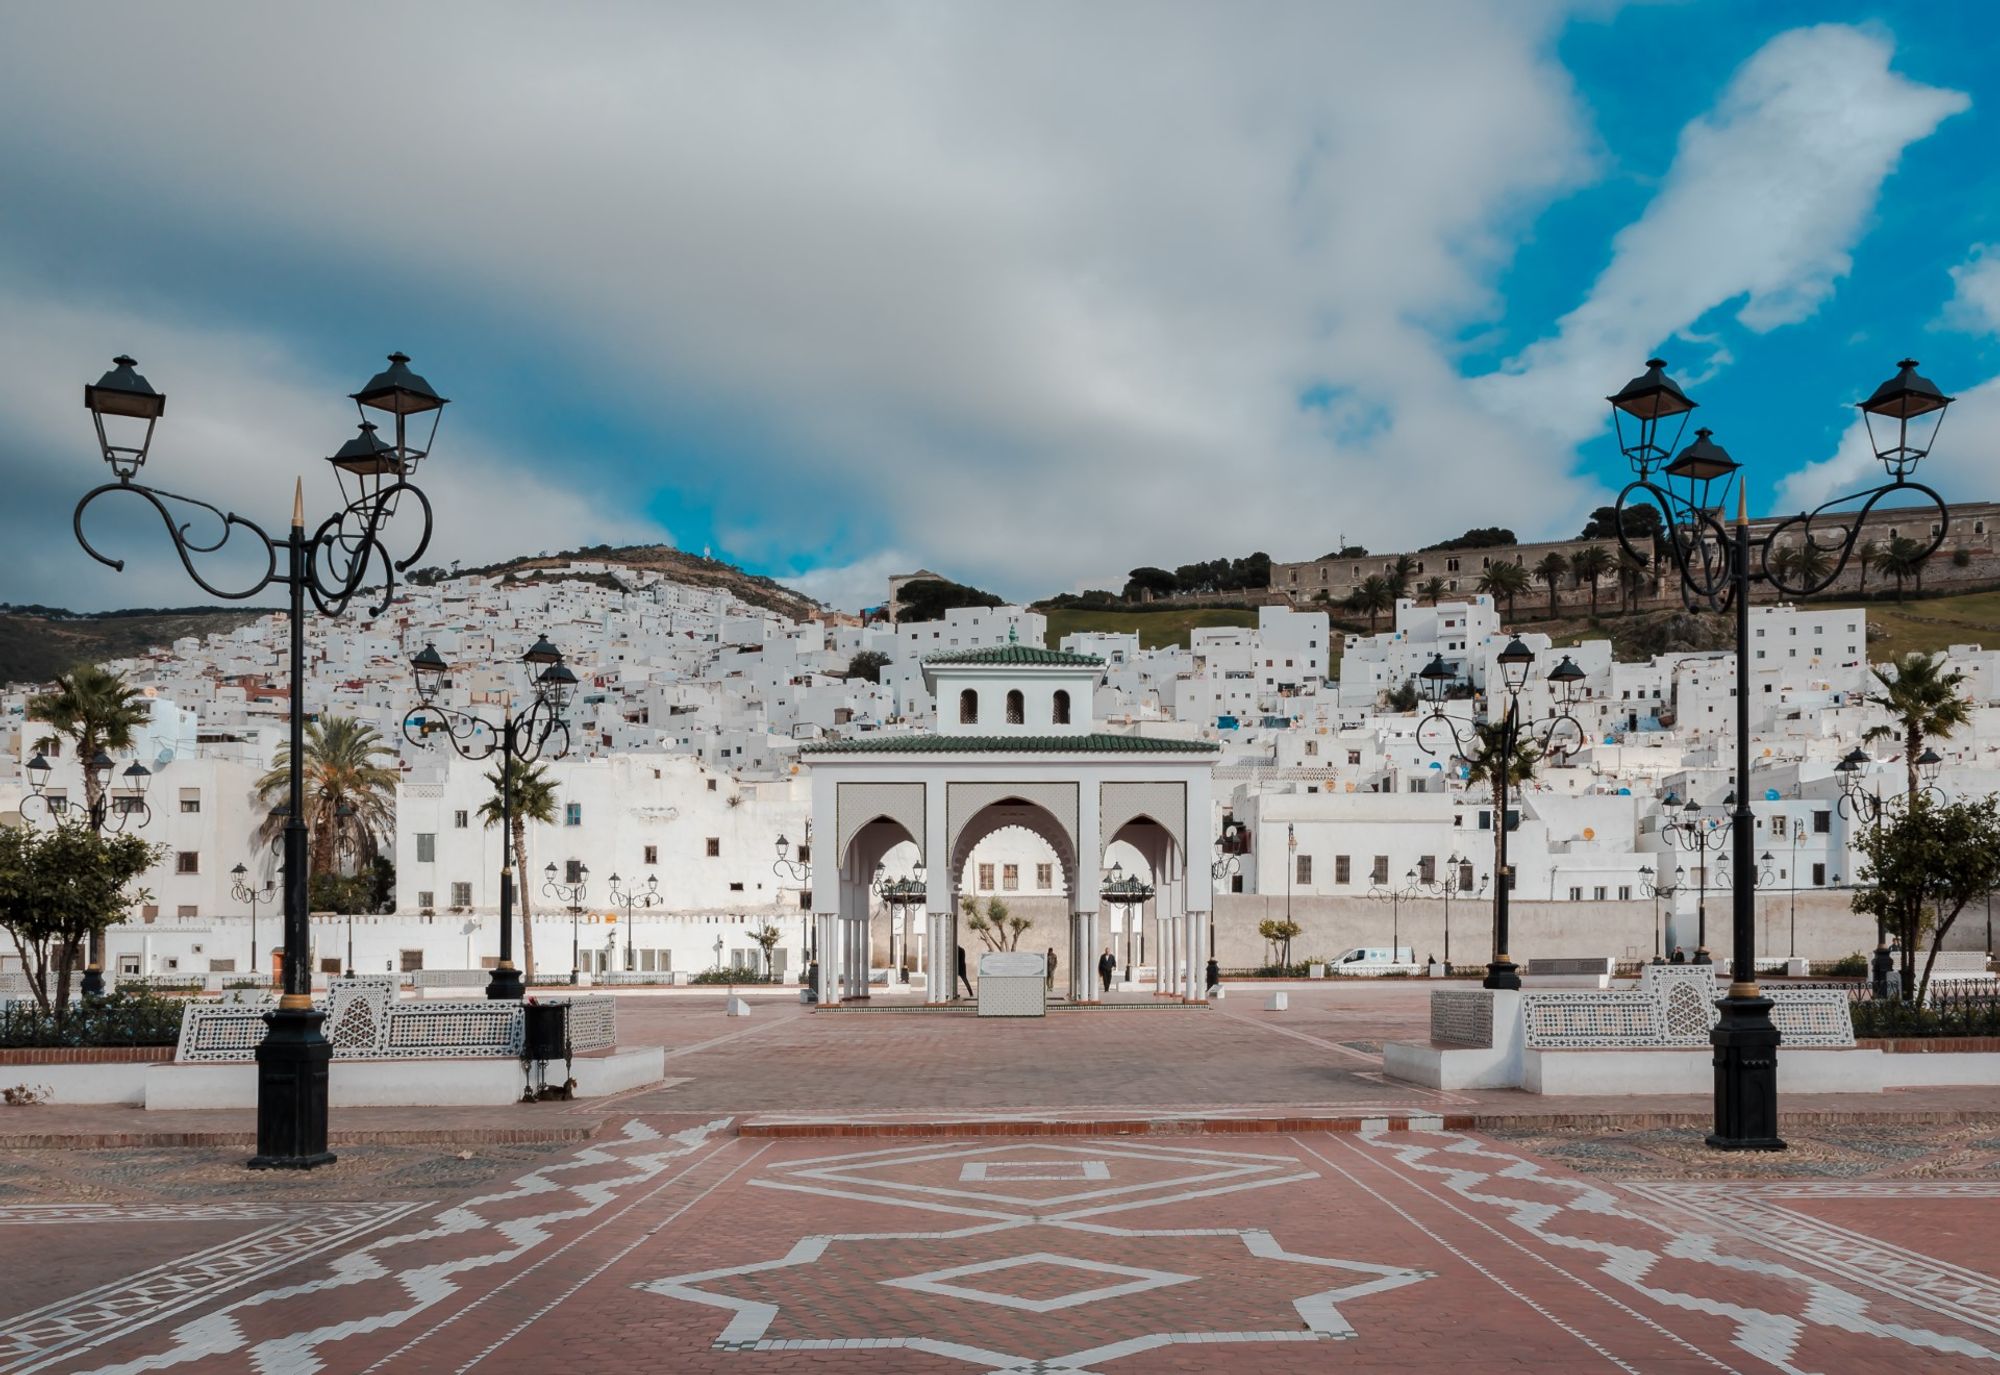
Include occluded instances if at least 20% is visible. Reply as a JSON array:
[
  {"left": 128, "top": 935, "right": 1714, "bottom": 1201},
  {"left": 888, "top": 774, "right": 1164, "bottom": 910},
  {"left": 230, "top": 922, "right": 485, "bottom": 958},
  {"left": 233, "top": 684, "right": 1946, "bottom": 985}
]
[
  {"left": 143, "top": 1046, "right": 665, "bottom": 1110},
  {"left": 1521, "top": 1047, "right": 1891, "bottom": 1095},
  {"left": 0, "top": 1060, "right": 157, "bottom": 1106}
]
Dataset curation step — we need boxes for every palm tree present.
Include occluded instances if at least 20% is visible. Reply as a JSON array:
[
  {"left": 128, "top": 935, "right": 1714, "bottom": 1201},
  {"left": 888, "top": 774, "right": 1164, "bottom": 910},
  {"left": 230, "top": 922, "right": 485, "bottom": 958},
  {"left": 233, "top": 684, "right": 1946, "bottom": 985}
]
[
  {"left": 1460, "top": 716, "right": 1543, "bottom": 932},
  {"left": 27, "top": 666, "right": 152, "bottom": 816},
  {"left": 1863, "top": 652, "right": 1970, "bottom": 803},
  {"left": 1532, "top": 553, "right": 1569, "bottom": 620},
  {"left": 1387, "top": 554, "right": 1418, "bottom": 600},
  {"left": 1615, "top": 551, "right": 1649, "bottom": 615},
  {"left": 1476, "top": 562, "right": 1529, "bottom": 621},
  {"left": 255, "top": 716, "right": 398, "bottom": 876},
  {"left": 1772, "top": 540, "right": 1833, "bottom": 589},
  {"left": 1856, "top": 538, "right": 1880, "bottom": 595},
  {"left": 1416, "top": 576, "right": 1447, "bottom": 606},
  {"left": 1569, "top": 546, "right": 1613, "bottom": 617},
  {"left": 1878, "top": 536, "right": 1925, "bottom": 601},
  {"left": 478, "top": 759, "right": 559, "bottom": 980},
  {"left": 1345, "top": 576, "right": 1394, "bottom": 632}
]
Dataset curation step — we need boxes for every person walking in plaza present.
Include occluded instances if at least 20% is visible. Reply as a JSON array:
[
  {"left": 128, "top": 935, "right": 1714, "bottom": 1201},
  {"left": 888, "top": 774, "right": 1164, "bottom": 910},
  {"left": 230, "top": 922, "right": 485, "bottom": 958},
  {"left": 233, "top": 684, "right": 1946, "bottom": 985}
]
[
  {"left": 1205, "top": 956, "right": 1220, "bottom": 999},
  {"left": 1671, "top": 945, "right": 1687, "bottom": 965},
  {"left": 1098, "top": 946, "right": 1116, "bottom": 994},
  {"left": 1045, "top": 946, "right": 1058, "bottom": 993},
  {"left": 956, "top": 944, "right": 975, "bottom": 999}
]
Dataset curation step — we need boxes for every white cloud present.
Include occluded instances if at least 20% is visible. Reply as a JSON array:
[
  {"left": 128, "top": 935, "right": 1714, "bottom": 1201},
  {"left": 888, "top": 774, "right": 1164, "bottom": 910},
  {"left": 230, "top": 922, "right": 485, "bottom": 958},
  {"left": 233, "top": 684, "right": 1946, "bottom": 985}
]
[
  {"left": 777, "top": 550, "right": 912, "bottom": 616},
  {"left": 1943, "top": 244, "right": 2000, "bottom": 335},
  {"left": 1479, "top": 24, "right": 1967, "bottom": 443},
  {"left": 0, "top": 2, "right": 1605, "bottom": 610},
  {"left": 0, "top": 283, "right": 666, "bottom": 609}
]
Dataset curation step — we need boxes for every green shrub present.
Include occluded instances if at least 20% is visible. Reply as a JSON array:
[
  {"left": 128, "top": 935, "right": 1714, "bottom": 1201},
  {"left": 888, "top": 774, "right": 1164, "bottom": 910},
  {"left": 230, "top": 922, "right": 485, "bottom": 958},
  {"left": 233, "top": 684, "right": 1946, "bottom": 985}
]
[
  {"left": 691, "top": 967, "right": 770, "bottom": 985},
  {"left": 0, "top": 992, "right": 187, "bottom": 1048},
  {"left": 1825, "top": 953, "right": 1868, "bottom": 978}
]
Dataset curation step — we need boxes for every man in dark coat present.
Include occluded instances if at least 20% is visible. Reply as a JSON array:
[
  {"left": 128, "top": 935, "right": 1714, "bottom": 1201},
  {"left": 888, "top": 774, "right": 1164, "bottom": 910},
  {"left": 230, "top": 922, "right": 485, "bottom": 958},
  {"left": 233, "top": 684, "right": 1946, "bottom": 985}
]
[
  {"left": 1045, "top": 946, "right": 1058, "bottom": 992},
  {"left": 956, "top": 944, "right": 975, "bottom": 998},
  {"left": 1098, "top": 947, "right": 1116, "bottom": 993}
]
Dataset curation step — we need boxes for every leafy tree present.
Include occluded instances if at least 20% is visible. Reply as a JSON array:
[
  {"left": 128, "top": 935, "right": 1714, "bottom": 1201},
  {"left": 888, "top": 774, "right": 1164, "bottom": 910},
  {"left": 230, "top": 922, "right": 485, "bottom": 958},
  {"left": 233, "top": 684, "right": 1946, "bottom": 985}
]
[
  {"left": 1385, "top": 554, "right": 1418, "bottom": 599},
  {"left": 1122, "top": 566, "right": 1179, "bottom": 600},
  {"left": 751, "top": 922, "right": 782, "bottom": 979},
  {"left": 1532, "top": 552, "right": 1569, "bottom": 619},
  {"left": 1476, "top": 561, "right": 1529, "bottom": 619},
  {"left": 0, "top": 822, "right": 160, "bottom": 1026},
  {"left": 1856, "top": 538, "right": 1880, "bottom": 595},
  {"left": 1320, "top": 545, "right": 1369, "bottom": 559},
  {"left": 27, "top": 665, "right": 152, "bottom": 816},
  {"left": 255, "top": 716, "right": 398, "bottom": 875},
  {"left": 1345, "top": 576, "right": 1393, "bottom": 632},
  {"left": 897, "top": 577, "right": 1003, "bottom": 623},
  {"left": 1853, "top": 795, "right": 2000, "bottom": 1002},
  {"left": 846, "top": 650, "right": 890, "bottom": 683},
  {"left": 1877, "top": 536, "right": 1927, "bottom": 600},
  {"left": 961, "top": 895, "right": 1030, "bottom": 951},
  {"left": 478, "top": 759, "right": 560, "bottom": 979},
  {"left": 309, "top": 872, "right": 376, "bottom": 915},
  {"left": 1771, "top": 540, "right": 1833, "bottom": 588},
  {"left": 1577, "top": 504, "right": 1662, "bottom": 545},
  {"left": 1420, "top": 527, "right": 1517, "bottom": 552},
  {"left": 1257, "top": 917, "right": 1303, "bottom": 966},
  {"left": 1383, "top": 678, "right": 1420, "bottom": 713},
  {"left": 1416, "top": 576, "right": 1446, "bottom": 606},
  {"left": 1863, "top": 652, "right": 1971, "bottom": 803},
  {"left": 1615, "top": 551, "right": 1649, "bottom": 615},
  {"left": 1569, "top": 546, "right": 1613, "bottom": 617},
  {"left": 1460, "top": 718, "right": 1543, "bottom": 940}
]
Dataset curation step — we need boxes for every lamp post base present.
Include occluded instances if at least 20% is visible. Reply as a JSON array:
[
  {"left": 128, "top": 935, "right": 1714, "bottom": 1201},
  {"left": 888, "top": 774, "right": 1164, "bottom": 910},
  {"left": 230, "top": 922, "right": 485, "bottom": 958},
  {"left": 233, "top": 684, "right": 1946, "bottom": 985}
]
[
  {"left": 486, "top": 965, "right": 525, "bottom": 1001},
  {"left": 1706, "top": 989, "right": 1786, "bottom": 1152},
  {"left": 1481, "top": 959, "right": 1521, "bottom": 991},
  {"left": 247, "top": 1005, "right": 336, "bottom": 1171}
]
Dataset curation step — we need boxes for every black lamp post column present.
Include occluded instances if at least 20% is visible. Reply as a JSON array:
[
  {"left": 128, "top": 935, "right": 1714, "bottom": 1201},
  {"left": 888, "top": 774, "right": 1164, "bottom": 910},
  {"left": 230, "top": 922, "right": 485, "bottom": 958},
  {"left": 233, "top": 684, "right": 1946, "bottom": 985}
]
[{"left": 73, "top": 352, "right": 444, "bottom": 1171}]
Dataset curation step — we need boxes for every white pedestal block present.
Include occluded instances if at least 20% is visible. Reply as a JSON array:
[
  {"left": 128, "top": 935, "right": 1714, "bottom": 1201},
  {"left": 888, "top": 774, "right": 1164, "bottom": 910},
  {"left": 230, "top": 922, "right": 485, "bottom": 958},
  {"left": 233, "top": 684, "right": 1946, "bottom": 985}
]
[
  {"left": 1264, "top": 992, "right": 1288, "bottom": 1011},
  {"left": 726, "top": 997, "right": 753, "bottom": 1017},
  {"left": 0, "top": 1060, "right": 154, "bottom": 1105},
  {"left": 1382, "top": 990, "right": 1524, "bottom": 1090}
]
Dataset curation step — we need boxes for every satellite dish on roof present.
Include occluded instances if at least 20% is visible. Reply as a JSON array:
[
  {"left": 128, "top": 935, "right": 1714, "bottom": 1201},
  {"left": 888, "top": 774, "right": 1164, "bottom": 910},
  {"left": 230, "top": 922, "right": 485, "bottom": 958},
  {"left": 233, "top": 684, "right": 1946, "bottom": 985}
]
[{"left": 1765, "top": 788, "right": 1781, "bottom": 801}]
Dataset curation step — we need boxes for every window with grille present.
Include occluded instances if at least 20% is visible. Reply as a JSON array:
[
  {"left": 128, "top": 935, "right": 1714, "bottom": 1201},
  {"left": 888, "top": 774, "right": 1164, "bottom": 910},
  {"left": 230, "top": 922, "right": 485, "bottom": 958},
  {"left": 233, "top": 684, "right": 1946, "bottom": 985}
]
[
  {"left": 1036, "top": 862, "right": 1053, "bottom": 889},
  {"left": 565, "top": 802, "right": 583, "bottom": 826},
  {"left": 1005, "top": 690, "right": 1024, "bottom": 725},
  {"left": 179, "top": 789, "right": 201, "bottom": 813},
  {"left": 959, "top": 690, "right": 979, "bottom": 724},
  {"left": 1812, "top": 811, "right": 1830, "bottom": 834},
  {"left": 978, "top": 863, "right": 994, "bottom": 890},
  {"left": 644, "top": 845, "right": 658, "bottom": 865},
  {"left": 1371, "top": 855, "right": 1388, "bottom": 884},
  {"left": 1052, "top": 690, "right": 1071, "bottom": 725},
  {"left": 416, "top": 833, "right": 436, "bottom": 863},
  {"left": 454, "top": 809, "right": 469, "bottom": 829},
  {"left": 1003, "top": 864, "right": 1019, "bottom": 891},
  {"left": 176, "top": 851, "right": 200, "bottom": 875},
  {"left": 706, "top": 837, "right": 720, "bottom": 857},
  {"left": 1295, "top": 855, "right": 1312, "bottom": 885},
  {"left": 417, "top": 890, "right": 435, "bottom": 909},
  {"left": 1419, "top": 855, "right": 1436, "bottom": 884},
  {"left": 451, "top": 882, "right": 473, "bottom": 907},
  {"left": 1335, "top": 855, "right": 1351, "bottom": 884}
]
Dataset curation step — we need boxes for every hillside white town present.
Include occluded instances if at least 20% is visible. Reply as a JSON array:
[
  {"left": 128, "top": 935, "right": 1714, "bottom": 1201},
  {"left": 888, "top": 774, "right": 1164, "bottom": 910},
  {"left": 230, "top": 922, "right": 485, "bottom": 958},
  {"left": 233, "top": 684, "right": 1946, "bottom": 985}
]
[{"left": 8, "top": 545, "right": 1996, "bottom": 986}]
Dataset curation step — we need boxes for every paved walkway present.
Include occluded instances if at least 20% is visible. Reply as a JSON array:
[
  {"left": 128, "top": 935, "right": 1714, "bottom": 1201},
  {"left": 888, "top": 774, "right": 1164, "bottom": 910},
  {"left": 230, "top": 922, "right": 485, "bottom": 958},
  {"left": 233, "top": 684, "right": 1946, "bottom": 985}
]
[{"left": 5, "top": 1115, "right": 1997, "bottom": 1373}]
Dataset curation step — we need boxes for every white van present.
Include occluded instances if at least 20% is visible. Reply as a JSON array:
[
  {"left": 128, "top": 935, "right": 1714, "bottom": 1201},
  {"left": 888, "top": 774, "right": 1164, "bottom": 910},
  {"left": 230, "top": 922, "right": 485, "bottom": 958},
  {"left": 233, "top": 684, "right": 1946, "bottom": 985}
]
[{"left": 1327, "top": 946, "right": 1419, "bottom": 975}]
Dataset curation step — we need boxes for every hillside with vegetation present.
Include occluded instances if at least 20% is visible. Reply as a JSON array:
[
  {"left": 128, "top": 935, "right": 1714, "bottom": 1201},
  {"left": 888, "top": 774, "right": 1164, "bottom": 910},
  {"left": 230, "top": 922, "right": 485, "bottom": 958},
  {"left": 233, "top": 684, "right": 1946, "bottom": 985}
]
[{"left": 0, "top": 605, "right": 265, "bottom": 687}]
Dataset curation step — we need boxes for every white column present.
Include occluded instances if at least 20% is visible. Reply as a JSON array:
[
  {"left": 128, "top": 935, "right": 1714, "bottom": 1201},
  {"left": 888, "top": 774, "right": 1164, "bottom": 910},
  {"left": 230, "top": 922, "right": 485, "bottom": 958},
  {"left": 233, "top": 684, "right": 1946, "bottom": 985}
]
[
  {"left": 1154, "top": 911, "right": 1168, "bottom": 995},
  {"left": 814, "top": 913, "right": 835, "bottom": 1005},
  {"left": 1188, "top": 913, "right": 1208, "bottom": 1001},
  {"left": 1067, "top": 912, "right": 1084, "bottom": 1001},
  {"left": 1089, "top": 909, "right": 1104, "bottom": 1001}
]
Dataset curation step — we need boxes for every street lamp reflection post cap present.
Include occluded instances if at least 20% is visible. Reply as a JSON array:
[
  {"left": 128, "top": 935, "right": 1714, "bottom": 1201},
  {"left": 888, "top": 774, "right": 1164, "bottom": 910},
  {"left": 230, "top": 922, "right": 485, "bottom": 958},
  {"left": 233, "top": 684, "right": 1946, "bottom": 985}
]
[
  {"left": 1664, "top": 427, "right": 1739, "bottom": 484},
  {"left": 1547, "top": 655, "right": 1586, "bottom": 686},
  {"left": 1859, "top": 359, "right": 1951, "bottom": 420},
  {"left": 523, "top": 635, "right": 563, "bottom": 666},
  {"left": 410, "top": 642, "right": 447, "bottom": 700},
  {"left": 327, "top": 422, "right": 401, "bottom": 477}
]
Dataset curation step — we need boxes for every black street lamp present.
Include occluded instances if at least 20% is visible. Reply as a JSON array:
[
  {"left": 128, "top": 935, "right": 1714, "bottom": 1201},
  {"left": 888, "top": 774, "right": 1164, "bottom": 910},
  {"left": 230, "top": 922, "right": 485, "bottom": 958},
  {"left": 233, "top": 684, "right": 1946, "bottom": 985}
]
[
  {"left": 774, "top": 823, "right": 813, "bottom": 968},
  {"left": 606, "top": 872, "right": 663, "bottom": 979},
  {"left": 1416, "top": 641, "right": 1585, "bottom": 989},
  {"left": 1661, "top": 796, "right": 1733, "bottom": 962},
  {"left": 230, "top": 862, "right": 277, "bottom": 985},
  {"left": 1368, "top": 867, "right": 1420, "bottom": 966},
  {"left": 1414, "top": 857, "right": 1487, "bottom": 970},
  {"left": 72, "top": 351, "right": 443, "bottom": 1171},
  {"left": 23, "top": 747, "right": 154, "bottom": 994},
  {"left": 403, "top": 634, "right": 574, "bottom": 1001},
  {"left": 544, "top": 862, "right": 591, "bottom": 984},
  {"left": 1608, "top": 355, "right": 1954, "bottom": 1151},
  {"left": 873, "top": 862, "right": 929, "bottom": 981},
  {"left": 1637, "top": 862, "right": 1684, "bottom": 963},
  {"left": 1100, "top": 862, "right": 1156, "bottom": 985}
]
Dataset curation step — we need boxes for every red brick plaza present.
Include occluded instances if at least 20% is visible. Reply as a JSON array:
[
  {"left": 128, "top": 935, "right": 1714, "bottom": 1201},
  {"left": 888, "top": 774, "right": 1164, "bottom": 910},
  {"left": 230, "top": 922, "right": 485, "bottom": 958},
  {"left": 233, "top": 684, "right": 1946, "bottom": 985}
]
[{"left": 3, "top": 987, "right": 1997, "bottom": 1374}]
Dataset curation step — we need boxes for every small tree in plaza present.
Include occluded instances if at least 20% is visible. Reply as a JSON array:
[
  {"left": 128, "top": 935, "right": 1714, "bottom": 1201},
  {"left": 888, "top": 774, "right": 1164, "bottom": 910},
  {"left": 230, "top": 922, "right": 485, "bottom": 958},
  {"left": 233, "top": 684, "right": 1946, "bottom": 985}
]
[
  {"left": 961, "top": 895, "right": 1029, "bottom": 951},
  {"left": 1257, "top": 917, "right": 1302, "bottom": 967},
  {"left": 1852, "top": 795, "right": 2000, "bottom": 1003},
  {"left": 0, "top": 821, "right": 160, "bottom": 1026},
  {"left": 751, "top": 922, "right": 782, "bottom": 979}
]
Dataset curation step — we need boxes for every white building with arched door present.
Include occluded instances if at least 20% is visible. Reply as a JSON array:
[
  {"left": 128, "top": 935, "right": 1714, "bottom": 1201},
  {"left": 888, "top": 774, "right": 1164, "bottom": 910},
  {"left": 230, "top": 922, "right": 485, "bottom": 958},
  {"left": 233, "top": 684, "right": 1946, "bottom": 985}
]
[{"left": 800, "top": 641, "right": 1219, "bottom": 1005}]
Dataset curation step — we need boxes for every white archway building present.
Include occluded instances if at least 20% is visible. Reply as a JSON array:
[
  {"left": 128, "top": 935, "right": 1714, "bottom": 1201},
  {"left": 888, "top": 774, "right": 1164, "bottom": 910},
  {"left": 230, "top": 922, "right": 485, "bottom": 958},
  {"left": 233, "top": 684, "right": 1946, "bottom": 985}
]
[{"left": 801, "top": 641, "right": 1219, "bottom": 1005}]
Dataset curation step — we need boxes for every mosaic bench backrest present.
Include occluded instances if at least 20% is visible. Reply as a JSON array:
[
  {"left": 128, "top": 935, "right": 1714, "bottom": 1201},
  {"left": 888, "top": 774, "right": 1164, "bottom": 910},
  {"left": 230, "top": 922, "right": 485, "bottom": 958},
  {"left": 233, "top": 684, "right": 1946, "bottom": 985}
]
[
  {"left": 1429, "top": 990, "right": 1494, "bottom": 1048},
  {"left": 1522, "top": 964, "right": 1853, "bottom": 1050},
  {"left": 175, "top": 993, "right": 619, "bottom": 1063}
]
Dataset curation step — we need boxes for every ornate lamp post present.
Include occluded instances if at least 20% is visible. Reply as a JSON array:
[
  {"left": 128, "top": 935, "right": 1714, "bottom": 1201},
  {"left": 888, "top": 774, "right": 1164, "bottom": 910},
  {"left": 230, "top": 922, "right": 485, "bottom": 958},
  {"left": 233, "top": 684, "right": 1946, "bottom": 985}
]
[
  {"left": 606, "top": 872, "right": 663, "bottom": 978},
  {"left": 872, "top": 862, "right": 928, "bottom": 981},
  {"left": 1368, "top": 867, "right": 1420, "bottom": 965},
  {"left": 774, "top": 822, "right": 813, "bottom": 969},
  {"left": 1607, "top": 355, "right": 1953, "bottom": 1151},
  {"left": 72, "top": 351, "right": 443, "bottom": 1171},
  {"left": 230, "top": 863, "right": 277, "bottom": 985},
  {"left": 404, "top": 634, "right": 575, "bottom": 1001},
  {"left": 543, "top": 862, "right": 590, "bottom": 984},
  {"left": 1416, "top": 640, "right": 1585, "bottom": 989},
  {"left": 1661, "top": 796, "right": 1734, "bottom": 962},
  {"left": 1637, "top": 862, "right": 1684, "bottom": 963},
  {"left": 1100, "top": 862, "right": 1155, "bottom": 986},
  {"left": 23, "top": 748, "right": 153, "bottom": 994},
  {"left": 1414, "top": 856, "right": 1485, "bottom": 969}
]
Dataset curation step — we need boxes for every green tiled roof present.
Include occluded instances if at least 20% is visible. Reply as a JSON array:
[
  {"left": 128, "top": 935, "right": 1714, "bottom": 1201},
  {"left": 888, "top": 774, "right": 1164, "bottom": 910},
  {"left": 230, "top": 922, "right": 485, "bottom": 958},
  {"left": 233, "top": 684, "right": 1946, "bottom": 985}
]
[
  {"left": 923, "top": 644, "right": 1104, "bottom": 667},
  {"left": 799, "top": 732, "right": 1218, "bottom": 756}
]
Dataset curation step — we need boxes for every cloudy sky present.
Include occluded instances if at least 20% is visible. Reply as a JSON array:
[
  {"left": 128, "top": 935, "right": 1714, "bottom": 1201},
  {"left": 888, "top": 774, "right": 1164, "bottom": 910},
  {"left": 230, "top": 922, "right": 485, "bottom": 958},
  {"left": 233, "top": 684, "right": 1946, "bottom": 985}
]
[{"left": 1, "top": 2, "right": 1995, "bottom": 613}]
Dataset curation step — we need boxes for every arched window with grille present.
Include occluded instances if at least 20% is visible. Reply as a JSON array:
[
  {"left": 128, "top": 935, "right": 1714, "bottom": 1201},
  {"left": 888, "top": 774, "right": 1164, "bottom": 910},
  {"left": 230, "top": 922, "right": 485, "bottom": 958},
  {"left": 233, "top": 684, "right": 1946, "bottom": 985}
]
[
  {"left": 1005, "top": 689, "right": 1025, "bottom": 725},
  {"left": 959, "top": 689, "right": 978, "bottom": 724},
  {"left": 1052, "top": 689, "right": 1071, "bottom": 725}
]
